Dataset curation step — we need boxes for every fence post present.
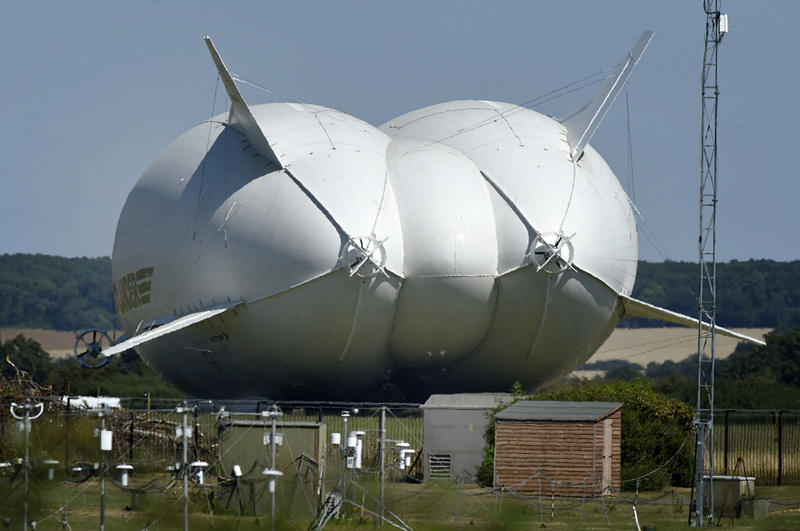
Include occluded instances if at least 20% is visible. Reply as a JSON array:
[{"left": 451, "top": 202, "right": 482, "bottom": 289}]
[
  {"left": 723, "top": 410, "right": 729, "bottom": 475},
  {"left": 778, "top": 410, "right": 784, "bottom": 486},
  {"left": 193, "top": 402, "right": 200, "bottom": 461},
  {"left": 65, "top": 397, "right": 71, "bottom": 478}
]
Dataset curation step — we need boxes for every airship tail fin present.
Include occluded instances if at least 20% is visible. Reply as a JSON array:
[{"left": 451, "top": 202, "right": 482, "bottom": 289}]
[
  {"left": 560, "top": 31, "right": 654, "bottom": 161},
  {"left": 620, "top": 295, "right": 766, "bottom": 346},
  {"left": 204, "top": 36, "right": 283, "bottom": 168}
]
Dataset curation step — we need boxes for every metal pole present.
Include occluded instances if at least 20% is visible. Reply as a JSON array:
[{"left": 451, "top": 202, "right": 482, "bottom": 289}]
[
  {"left": 271, "top": 410, "right": 277, "bottom": 531},
  {"left": 23, "top": 402, "right": 31, "bottom": 531},
  {"left": 64, "top": 397, "right": 71, "bottom": 524},
  {"left": 182, "top": 402, "right": 189, "bottom": 531},
  {"left": 193, "top": 404, "right": 200, "bottom": 461},
  {"left": 100, "top": 412, "right": 106, "bottom": 531},
  {"left": 9, "top": 399, "right": 42, "bottom": 531},
  {"left": 342, "top": 411, "right": 349, "bottom": 502},
  {"left": 379, "top": 405, "right": 386, "bottom": 526}
]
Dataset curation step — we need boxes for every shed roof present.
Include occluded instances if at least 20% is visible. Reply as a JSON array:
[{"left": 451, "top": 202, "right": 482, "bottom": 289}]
[
  {"left": 495, "top": 401, "right": 622, "bottom": 422},
  {"left": 421, "top": 393, "right": 512, "bottom": 410}
]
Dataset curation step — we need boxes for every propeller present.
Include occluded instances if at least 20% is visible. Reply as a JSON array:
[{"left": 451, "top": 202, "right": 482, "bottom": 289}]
[{"left": 73, "top": 328, "right": 113, "bottom": 369}]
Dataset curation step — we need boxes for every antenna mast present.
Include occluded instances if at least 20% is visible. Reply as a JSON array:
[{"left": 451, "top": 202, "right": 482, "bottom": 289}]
[{"left": 692, "top": 1, "right": 727, "bottom": 526}]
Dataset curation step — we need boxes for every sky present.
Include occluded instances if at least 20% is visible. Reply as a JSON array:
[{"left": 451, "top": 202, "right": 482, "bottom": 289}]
[{"left": 0, "top": 1, "right": 797, "bottom": 262}]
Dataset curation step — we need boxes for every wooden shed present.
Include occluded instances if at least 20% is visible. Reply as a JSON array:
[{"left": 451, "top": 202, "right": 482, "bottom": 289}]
[{"left": 494, "top": 401, "right": 622, "bottom": 497}]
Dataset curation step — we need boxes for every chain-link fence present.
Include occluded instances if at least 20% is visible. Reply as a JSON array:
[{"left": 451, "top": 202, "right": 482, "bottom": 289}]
[
  {"left": 0, "top": 395, "right": 425, "bottom": 528},
  {"left": 2, "top": 397, "right": 799, "bottom": 528}
]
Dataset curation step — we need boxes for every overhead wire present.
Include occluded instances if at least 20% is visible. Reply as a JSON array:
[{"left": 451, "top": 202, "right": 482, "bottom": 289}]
[
  {"left": 623, "top": 80, "right": 670, "bottom": 261},
  {"left": 230, "top": 73, "right": 305, "bottom": 104},
  {"left": 413, "top": 68, "right": 614, "bottom": 151}
]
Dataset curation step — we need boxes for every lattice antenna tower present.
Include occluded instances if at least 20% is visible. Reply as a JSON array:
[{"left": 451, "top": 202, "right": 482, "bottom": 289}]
[{"left": 692, "top": 1, "right": 727, "bottom": 526}]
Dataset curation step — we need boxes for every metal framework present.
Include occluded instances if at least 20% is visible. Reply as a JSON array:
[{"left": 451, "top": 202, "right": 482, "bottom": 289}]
[{"left": 692, "top": 0, "right": 726, "bottom": 526}]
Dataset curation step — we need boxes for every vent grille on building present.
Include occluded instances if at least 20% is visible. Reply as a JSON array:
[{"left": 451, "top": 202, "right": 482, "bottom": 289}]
[{"left": 428, "top": 454, "right": 452, "bottom": 479}]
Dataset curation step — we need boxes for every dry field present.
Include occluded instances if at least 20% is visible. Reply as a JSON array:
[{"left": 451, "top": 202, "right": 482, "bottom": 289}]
[
  {"left": 571, "top": 327, "right": 770, "bottom": 379},
  {"left": 592, "top": 327, "right": 770, "bottom": 365}
]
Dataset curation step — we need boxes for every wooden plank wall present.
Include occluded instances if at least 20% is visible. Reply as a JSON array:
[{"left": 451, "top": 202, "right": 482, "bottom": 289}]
[{"left": 494, "top": 411, "right": 621, "bottom": 497}]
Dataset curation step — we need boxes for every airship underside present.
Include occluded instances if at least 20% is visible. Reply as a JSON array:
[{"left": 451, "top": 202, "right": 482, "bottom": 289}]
[{"left": 102, "top": 34, "right": 763, "bottom": 400}]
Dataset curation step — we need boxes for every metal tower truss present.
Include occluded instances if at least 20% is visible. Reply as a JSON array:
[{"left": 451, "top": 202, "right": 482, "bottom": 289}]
[{"left": 692, "top": 0, "right": 727, "bottom": 526}]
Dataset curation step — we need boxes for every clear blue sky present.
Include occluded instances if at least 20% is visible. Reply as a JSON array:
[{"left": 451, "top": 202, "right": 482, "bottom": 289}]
[{"left": 1, "top": 1, "right": 796, "bottom": 262}]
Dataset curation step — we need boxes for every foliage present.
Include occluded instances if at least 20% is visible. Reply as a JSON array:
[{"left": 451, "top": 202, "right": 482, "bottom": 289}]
[
  {"left": 0, "top": 254, "right": 118, "bottom": 330},
  {"left": 1, "top": 333, "right": 53, "bottom": 384},
  {"left": 477, "top": 379, "right": 695, "bottom": 490},
  {"left": 581, "top": 359, "right": 644, "bottom": 381},
  {"left": 622, "top": 259, "right": 800, "bottom": 328},
  {"left": 47, "top": 350, "right": 183, "bottom": 398},
  {"left": 0, "top": 331, "right": 182, "bottom": 399},
  {"left": 643, "top": 327, "right": 800, "bottom": 410}
]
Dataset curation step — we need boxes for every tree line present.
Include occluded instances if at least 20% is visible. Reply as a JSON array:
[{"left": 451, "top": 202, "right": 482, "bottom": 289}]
[
  {"left": 626, "top": 259, "right": 800, "bottom": 328},
  {"left": 1, "top": 254, "right": 798, "bottom": 331},
  {"left": 0, "top": 254, "right": 118, "bottom": 330}
]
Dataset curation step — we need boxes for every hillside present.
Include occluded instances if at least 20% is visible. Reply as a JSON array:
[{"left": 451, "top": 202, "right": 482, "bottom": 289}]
[
  {"left": 625, "top": 259, "right": 800, "bottom": 328},
  {"left": 0, "top": 254, "right": 798, "bottom": 331},
  {"left": 0, "top": 254, "right": 117, "bottom": 330}
]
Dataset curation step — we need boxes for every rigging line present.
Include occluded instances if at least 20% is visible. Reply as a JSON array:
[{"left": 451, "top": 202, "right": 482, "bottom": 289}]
[
  {"left": 313, "top": 111, "right": 336, "bottom": 150},
  {"left": 412, "top": 68, "right": 615, "bottom": 152},
  {"left": 230, "top": 73, "right": 305, "bottom": 104},
  {"left": 518, "top": 64, "right": 617, "bottom": 110},
  {"left": 623, "top": 84, "right": 668, "bottom": 261},
  {"left": 629, "top": 199, "right": 670, "bottom": 261},
  {"left": 625, "top": 85, "right": 636, "bottom": 203},
  {"left": 369, "top": 169, "right": 390, "bottom": 237},
  {"left": 520, "top": 74, "right": 608, "bottom": 111},
  {"left": 439, "top": 77, "right": 608, "bottom": 144},
  {"left": 168, "top": 75, "right": 225, "bottom": 306},
  {"left": 211, "top": 73, "right": 220, "bottom": 119},
  {"left": 558, "top": 156, "right": 578, "bottom": 232},
  {"left": 639, "top": 225, "right": 670, "bottom": 262},
  {"left": 195, "top": 74, "right": 221, "bottom": 216}
]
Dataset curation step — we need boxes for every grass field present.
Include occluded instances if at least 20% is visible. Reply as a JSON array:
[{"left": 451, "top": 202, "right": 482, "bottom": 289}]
[
  {"left": 3, "top": 400, "right": 800, "bottom": 528},
  {"left": 1, "top": 475, "right": 799, "bottom": 529}
]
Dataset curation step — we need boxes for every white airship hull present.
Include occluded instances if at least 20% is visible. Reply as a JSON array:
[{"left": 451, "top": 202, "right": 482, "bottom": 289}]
[
  {"left": 112, "top": 99, "right": 630, "bottom": 400},
  {"left": 105, "top": 34, "right": 763, "bottom": 400}
]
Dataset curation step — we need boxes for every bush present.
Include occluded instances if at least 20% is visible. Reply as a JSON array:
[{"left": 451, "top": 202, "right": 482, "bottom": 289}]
[
  {"left": 0, "top": 334, "right": 53, "bottom": 384},
  {"left": 478, "top": 379, "right": 694, "bottom": 490}
]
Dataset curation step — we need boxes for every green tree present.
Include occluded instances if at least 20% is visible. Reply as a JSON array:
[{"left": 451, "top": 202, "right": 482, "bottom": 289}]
[
  {"left": 48, "top": 351, "right": 183, "bottom": 398},
  {"left": 641, "top": 327, "right": 800, "bottom": 409},
  {"left": 0, "top": 334, "right": 53, "bottom": 383},
  {"left": 0, "top": 254, "right": 117, "bottom": 330}
]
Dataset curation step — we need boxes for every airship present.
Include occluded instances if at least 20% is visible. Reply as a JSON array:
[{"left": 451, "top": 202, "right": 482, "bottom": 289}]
[{"left": 80, "top": 33, "right": 763, "bottom": 401}]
